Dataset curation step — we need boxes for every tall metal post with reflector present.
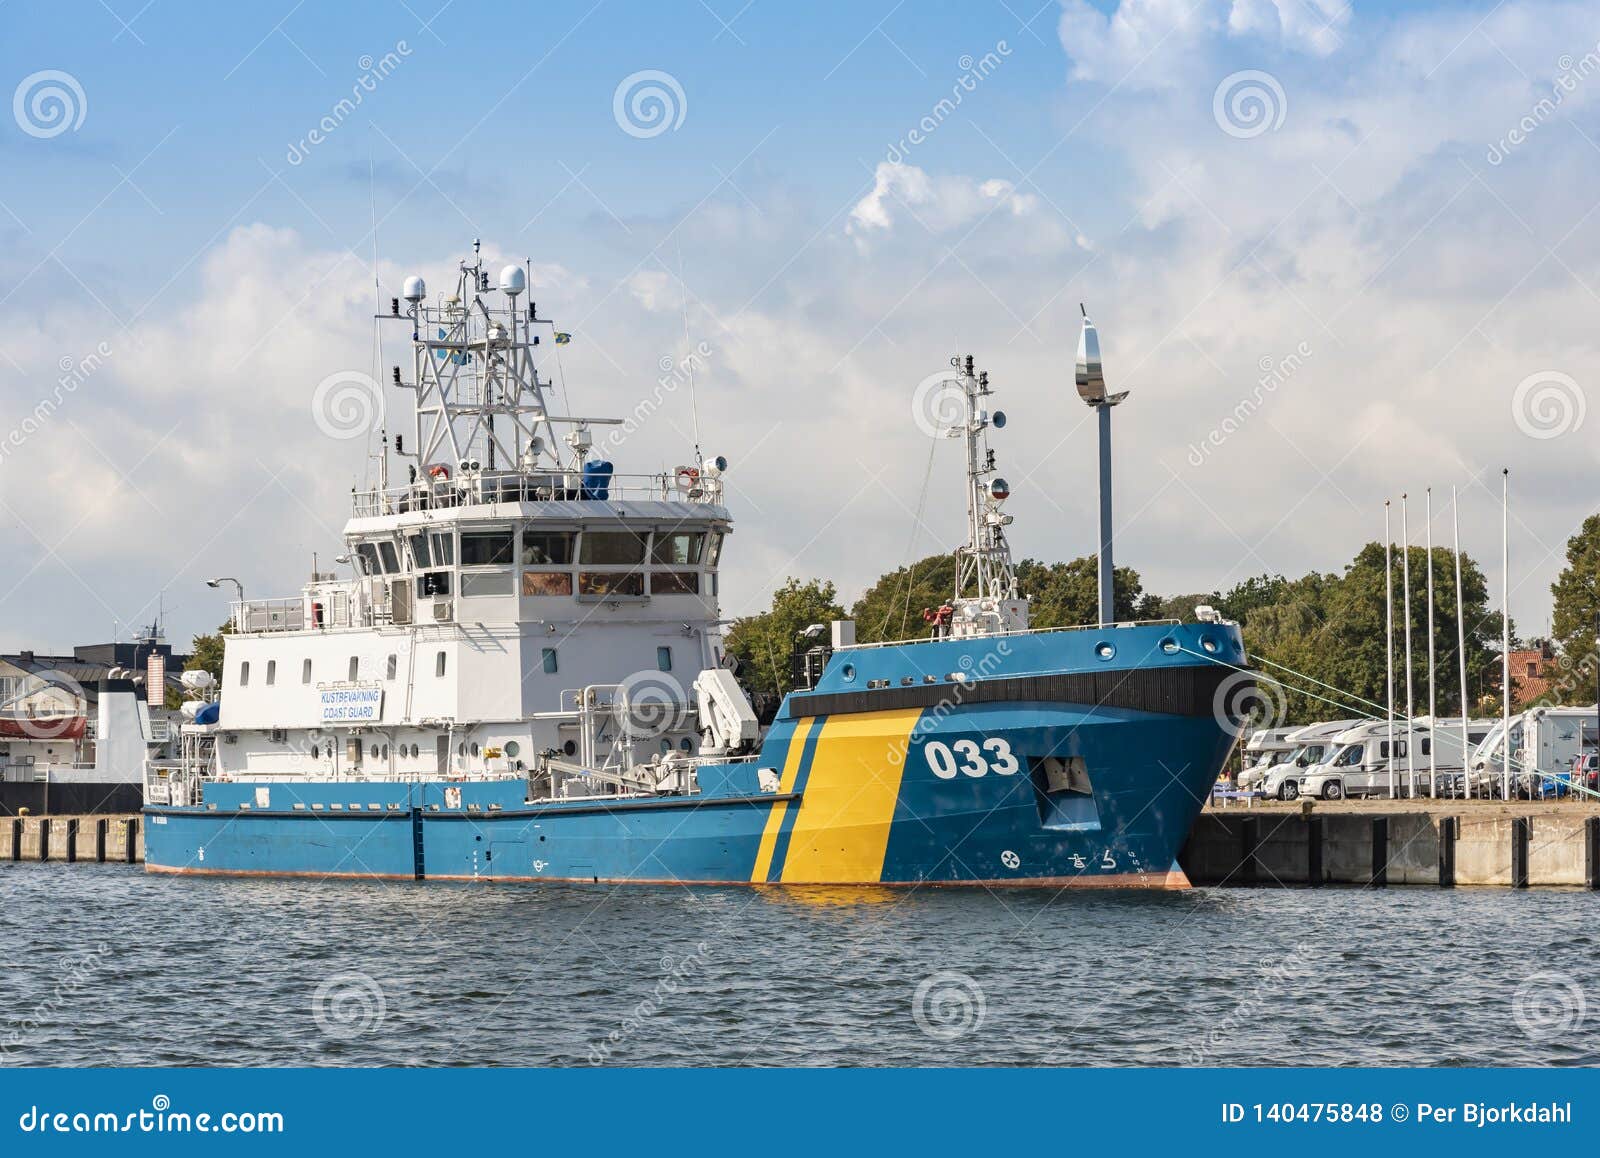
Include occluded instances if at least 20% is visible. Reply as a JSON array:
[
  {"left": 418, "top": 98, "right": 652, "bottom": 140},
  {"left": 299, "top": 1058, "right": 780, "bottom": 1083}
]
[{"left": 1076, "top": 306, "right": 1129, "bottom": 626}]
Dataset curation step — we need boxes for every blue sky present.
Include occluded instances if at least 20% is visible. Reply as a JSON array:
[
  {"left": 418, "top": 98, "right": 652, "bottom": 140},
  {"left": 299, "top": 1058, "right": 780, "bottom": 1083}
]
[{"left": 2, "top": 0, "right": 1598, "bottom": 653}]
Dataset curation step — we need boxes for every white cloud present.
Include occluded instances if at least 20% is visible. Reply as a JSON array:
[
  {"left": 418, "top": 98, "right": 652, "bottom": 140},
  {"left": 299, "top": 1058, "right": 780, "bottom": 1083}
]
[{"left": 848, "top": 162, "right": 1040, "bottom": 236}]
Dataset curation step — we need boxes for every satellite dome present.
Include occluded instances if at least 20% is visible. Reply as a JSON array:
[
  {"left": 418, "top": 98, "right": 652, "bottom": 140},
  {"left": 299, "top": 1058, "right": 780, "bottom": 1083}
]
[
  {"left": 499, "top": 265, "right": 526, "bottom": 297},
  {"left": 402, "top": 275, "right": 427, "bottom": 302}
]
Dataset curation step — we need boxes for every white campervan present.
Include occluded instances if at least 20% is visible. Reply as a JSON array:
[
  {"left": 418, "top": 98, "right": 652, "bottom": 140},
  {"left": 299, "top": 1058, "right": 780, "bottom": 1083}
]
[
  {"left": 1237, "top": 727, "right": 1299, "bottom": 790},
  {"left": 1260, "top": 720, "right": 1363, "bottom": 800},
  {"left": 1469, "top": 706, "right": 1599, "bottom": 797}
]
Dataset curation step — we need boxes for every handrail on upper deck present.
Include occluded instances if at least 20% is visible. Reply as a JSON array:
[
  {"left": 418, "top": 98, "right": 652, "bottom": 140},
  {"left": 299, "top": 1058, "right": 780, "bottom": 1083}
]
[
  {"left": 833, "top": 617, "right": 1183, "bottom": 651},
  {"left": 351, "top": 469, "right": 724, "bottom": 519}
]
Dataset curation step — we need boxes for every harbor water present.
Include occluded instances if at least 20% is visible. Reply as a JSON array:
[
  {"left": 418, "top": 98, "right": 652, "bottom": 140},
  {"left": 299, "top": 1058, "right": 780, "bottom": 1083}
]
[{"left": 2, "top": 863, "right": 1595, "bottom": 1067}]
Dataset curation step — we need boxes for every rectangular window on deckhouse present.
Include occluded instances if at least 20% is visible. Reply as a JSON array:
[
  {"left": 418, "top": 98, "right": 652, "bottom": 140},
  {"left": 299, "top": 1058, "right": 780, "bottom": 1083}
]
[
  {"left": 580, "top": 530, "right": 646, "bottom": 565},
  {"left": 460, "top": 530, "right": 514, "bottom": 566},
  {"left": 522, "top": 531, "right": 575, "bottom": 565}
]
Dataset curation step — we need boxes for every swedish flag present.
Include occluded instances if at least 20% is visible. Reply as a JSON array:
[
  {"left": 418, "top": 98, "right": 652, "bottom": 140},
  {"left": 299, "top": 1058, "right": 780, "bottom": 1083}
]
[{"left": 554, "top": 331, "right": 572, "bottom": 345}]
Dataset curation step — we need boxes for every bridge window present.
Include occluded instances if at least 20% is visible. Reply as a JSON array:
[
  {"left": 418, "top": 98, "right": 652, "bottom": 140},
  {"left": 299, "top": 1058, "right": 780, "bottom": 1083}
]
[
  {"left": 386, "top": 654, "right": 398, "bottom": 680},
  {"left": 408, "top": 533, "right": 431, "bottom": 568},
  {"left": 239, "top": 661, "right": 250, "bottom": 687},
  {"left": 461, "top": 530, "right": 514, "bottom": 566},
  {"left": 354, "top": 543, "right": 379, "bottom": 576},
  {"left": 429, "top": 531, "right": 454, "bottom": 565},
  {"left": 706, "top": 532, "right": 724, "bottom": 567},
  {"left": 656, "top": 647, "right": 673, "bottom": 672},
  {"left": 522, "top": 571, "right": 573, "bottom": 596},
  {"left": 460, "top": 571, "right": 514, "bottom": 597},
  {"left": 522, "top": 531, "right": 575, "bottom": 565},
  {"left": 578, "top": 572, "right": 644, "bottom": 597},
  {"left": 377, "top": 541, "right": 400, "bottom": 574},
  {"left": 580, "top": 530, "right": 646, "bottom": 565},
  {"left": 348, "top": 656, "right": 359, "bottom": 681},
  {"left": 651, "top": 571, "right": 699, "bottom": 595},
  {"left": 436, "top": 651, "right": 447, "bottom": 678},
  {"left": 302, "top": 659, "right": 312, "bottom": 684},
  {"left": 418, "top": 571, "right": 451, "bottom": 597},
  {"left": 542, "top": 647, "right": 558, "bottom": 674},
  {"left": 265, "top": 660, "right": 276, "bottom": 686},
  {"left": 652, "top": 531, "right": 705, "bottom": 566}
]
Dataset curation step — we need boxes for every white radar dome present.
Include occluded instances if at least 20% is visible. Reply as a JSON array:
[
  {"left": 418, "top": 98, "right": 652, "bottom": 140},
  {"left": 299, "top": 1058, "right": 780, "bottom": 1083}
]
[
  {"left": 402, "top": 276, "right": 427, "bottom": 302},
  {"left": 499, "top": 265, "right": 526, "bottom": 297}
]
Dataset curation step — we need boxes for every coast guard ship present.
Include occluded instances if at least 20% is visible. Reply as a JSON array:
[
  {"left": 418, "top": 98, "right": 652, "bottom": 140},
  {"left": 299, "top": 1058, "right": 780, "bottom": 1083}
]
[{"left": 143, "top": 244, "right": 1246, "bottom": 888}]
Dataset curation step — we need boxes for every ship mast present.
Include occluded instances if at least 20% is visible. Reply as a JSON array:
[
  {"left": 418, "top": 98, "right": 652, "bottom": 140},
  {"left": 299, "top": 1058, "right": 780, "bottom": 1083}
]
[
  {"left": 949, "top": 354, "right": 1021, "bottom": 632},
  {"left": 385, "top": 241, "right": 615, "bottom": 489}
]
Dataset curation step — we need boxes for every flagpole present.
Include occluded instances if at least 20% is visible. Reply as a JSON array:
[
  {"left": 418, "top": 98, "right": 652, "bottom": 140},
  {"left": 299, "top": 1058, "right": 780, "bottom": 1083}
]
[
  {"left": 1502, "top": 468, "right": 1512, "bottom": 802},
  {"left": 1385, "top": 501, "right": 1396, "bottom": 800},
  {"left": 1426, "top": 487, "right": 1437, "bottom": 799},
  {"left": 1453, "top": 486, "right": 1471, "bottom": 801},
  {"left": 1402, "top": 493, "right": 1415, "bottom": 799}
]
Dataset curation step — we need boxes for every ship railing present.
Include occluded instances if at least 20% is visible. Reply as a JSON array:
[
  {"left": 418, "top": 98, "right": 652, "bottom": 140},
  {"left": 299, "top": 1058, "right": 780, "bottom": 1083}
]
[
  {"left": 231, "top": 592, "right": 364, "bottom": 633},
  {"left": 351, "top": 470, "right": 724, "bottom": 518},
  {"left": 833, "top": 617, "right": 1183, "bottom": 651}
]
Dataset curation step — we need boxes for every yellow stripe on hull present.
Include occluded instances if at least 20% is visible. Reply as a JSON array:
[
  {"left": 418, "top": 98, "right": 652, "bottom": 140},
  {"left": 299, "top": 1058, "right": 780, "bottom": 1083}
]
[
  {"left": 750, "top": 716, "right": 816, "bottom": 881},
  {"left": 779, "top": 708, "right": 921, "bottom": 884}
]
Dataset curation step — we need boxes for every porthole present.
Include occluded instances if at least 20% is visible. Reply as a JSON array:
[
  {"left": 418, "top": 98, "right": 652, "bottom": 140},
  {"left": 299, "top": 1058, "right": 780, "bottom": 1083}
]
[
  {"left": 371, "top": 744, "right": 379, "bottom": 759},
  {"left": 504, "top": 741, "right": 520, "bottom": 758},
  {"left": 1201, "top": 637, "right": 1220, "bottom": 654},
  {"left": 679, "top": 737, "right": 693, "bottom": 752},
  {"left": 471, "top": 742, "right": 480, "bottom": 757},
  {"left": 1160, "top": 638, "right": 1179, "bottom": 654},
  {"left": 840, "top": 663, "right": 856, "bottom": 682},
  {"left": 563, "top": 740, "right": 577, "bottom": 757},
  {"left": 1094, "top": 641, "right": 1115, "bottom": 661}
]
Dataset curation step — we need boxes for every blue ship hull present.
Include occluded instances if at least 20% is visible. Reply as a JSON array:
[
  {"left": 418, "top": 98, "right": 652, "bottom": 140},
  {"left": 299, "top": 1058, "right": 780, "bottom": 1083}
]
[{"left": 145, "top": 623, "right": 1246, "bottom": 889}]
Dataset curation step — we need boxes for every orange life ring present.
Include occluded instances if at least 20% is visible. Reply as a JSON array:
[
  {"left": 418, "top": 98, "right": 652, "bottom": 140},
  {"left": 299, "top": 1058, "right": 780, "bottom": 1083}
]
[
  {"left": 428, "top": 464, "right": 451, "bottom": 480},
  {"left": 674, "top": 466, "right": 700, "bottom": 491}
]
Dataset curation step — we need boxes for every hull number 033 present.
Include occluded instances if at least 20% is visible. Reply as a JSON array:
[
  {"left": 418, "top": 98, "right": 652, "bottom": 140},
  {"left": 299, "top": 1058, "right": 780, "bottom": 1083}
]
[{"left": 923, "top": 737, "right": 1020, "bottom": 779}]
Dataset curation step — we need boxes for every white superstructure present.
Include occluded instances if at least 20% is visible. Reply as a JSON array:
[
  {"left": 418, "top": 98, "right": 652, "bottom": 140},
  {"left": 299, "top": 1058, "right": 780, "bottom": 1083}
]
[{"left": 202, "top": 244, "right": 746, "bottom": 795}]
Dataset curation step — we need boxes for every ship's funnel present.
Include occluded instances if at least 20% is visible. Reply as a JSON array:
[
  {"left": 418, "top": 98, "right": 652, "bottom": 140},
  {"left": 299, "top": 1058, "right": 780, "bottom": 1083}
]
[{"left": 1075, "top": 306, "right": 1106, "bottom": 405}]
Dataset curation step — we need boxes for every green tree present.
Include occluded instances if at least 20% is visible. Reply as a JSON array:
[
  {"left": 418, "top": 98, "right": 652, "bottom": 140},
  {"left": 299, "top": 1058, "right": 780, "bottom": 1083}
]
[
  {"left": 724, "top": 578, "right": 846, "bottom": 702},
  {"left": 1550, "top": 514, "right": 1600, "bottom": 701},
  {"left": 849, "top": 553, "right": 960, "bottom": 644},
  {"left": 848, "top": 552, "right": 1163, "bottom": 643},
  {"left": 1015, "top": 557, "right": 1162, "bottom": 627},
  {"left": 1233, "top": 544, "right": 1502, "bottom": 726}
]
